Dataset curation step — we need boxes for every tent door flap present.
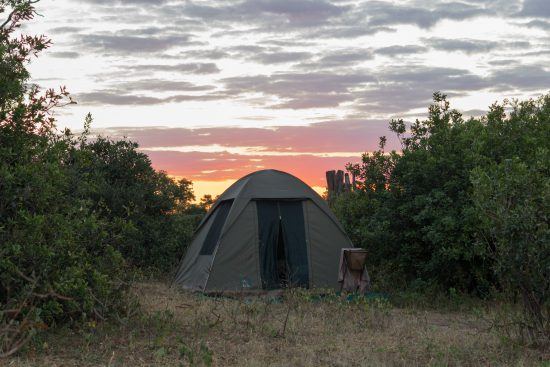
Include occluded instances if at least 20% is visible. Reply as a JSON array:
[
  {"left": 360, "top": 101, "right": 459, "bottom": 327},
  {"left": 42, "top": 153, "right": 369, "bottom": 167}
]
[{"left": 257, "top": 200, "right": 309, "bottom": 289}]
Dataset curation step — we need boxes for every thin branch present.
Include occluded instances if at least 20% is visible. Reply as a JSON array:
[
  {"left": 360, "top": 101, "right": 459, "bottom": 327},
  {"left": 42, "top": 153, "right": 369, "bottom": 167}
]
[{"left": 0, "top": 1, "right": 40, "bottom": 30}]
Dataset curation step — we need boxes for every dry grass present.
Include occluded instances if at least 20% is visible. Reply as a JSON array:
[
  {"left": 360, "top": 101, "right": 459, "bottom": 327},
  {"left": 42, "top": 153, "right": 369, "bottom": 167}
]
[{"left": 7, "top": 282, "right": 548, "bottom": 366}]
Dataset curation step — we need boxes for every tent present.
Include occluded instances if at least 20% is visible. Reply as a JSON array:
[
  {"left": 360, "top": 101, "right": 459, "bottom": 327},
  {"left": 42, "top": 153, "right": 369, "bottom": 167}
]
[{"left": 174, "top": 169, "right": 354, "bottom": 292}]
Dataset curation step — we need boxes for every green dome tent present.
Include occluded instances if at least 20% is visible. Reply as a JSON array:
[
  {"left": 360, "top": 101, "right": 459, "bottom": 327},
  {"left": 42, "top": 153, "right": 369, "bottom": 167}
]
[{"left": 174, "top": 169, "right": 353, "bottom": 292}]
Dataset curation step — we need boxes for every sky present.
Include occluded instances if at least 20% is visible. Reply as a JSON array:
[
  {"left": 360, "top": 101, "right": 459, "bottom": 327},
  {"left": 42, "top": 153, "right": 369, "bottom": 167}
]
[{"left": 27, "top": 0, "right": 550, "bottom": 198}]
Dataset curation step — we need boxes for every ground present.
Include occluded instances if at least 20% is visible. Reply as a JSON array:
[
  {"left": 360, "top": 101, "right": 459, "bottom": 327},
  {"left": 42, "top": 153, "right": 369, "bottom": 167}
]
[{"left": 7, "top": 282, "right": 548, "bottom": 366}]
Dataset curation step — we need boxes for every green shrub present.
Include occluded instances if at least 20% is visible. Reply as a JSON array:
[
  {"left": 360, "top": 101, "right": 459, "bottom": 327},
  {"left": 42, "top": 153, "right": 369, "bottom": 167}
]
[
  {"left": 0, "top": 1, "right": 202, "bottom": 356},
  {"left": 335, "top": 93, "right": 549, "bottom": 296},
  {"left": 471, "top": 98, "right": 549, "bottom": 344},
  {"left": 334, "top": 93, "right": 549, "bottom": 345}
]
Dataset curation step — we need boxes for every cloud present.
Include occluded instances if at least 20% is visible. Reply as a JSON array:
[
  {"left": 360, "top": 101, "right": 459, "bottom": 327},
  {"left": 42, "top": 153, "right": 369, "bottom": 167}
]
[
  {"left": 354, "top": 65, "right": 493, "bottom": 113},
  {"left": 490, "top": 64, "right": 550, "bottom": 91},
  {"left": 273, "top": 93, "right": 352, "bottom": 109},
  {"left": 98, "top": 118, "right": 399, "bottom": 153},
  {"left": 424, "top": 37, "right": 532, "bottom": 54},
  {"left": 48, "top": 51, "right": 81, "bottom": 58},
  {"left": 115, "top": 79, "right": 215, "bottom": 92},
  {"left": 318, "top": 50, "right": 373, "bottom": 66},
  {"left": 48, "top": 26, "right": 86, "bottom": 34},
  {"left": 357, "top": 85, "right": 435, "bottom": 113},
  {"left": 424, "top": 37, "right": 499, "bottom": 54},
  {"left": 81, "top": 0, "right": 170, "bottom": 4},
  {"left": 179, "top": 0, "right": 347, "bottom": 28},
  {"left": 381, "top": 66, "right": 490, "bottom": 91},
  {"left": 250, "top": 51, "right": 313, "bottom": 64},
  {"left": 222, "top": 72, "right": 375, "bottom": 109},
  {"left": 239, "top": 0, "right": 346, "bottom": 26},
  {"left": 142, "top": 149, "right": 358, "bottom": 186},
  {"left": 126, "top": 62, "right": 220, "bottom": 74},
  {"left": 33, "top": 0, "right": 550, "bottom": 139},
  {"left": 521, "top": 19, "right": 550, "bottom": 30},
  {"left": 363, "top": 1, "right": 488, "bottom": 29},
  {"left": 519, "top": 0, "right": 550, "bottom": 18},
  {"left": 375, "top": 45, "right": 428, "bottom": 56},
  {"left": 94, "top": 117, "right": 404, "bottom": 186},
  {"left": 77, "top": 91, "right": 226, "bottom": 105},
  {"left": 78, "top": 92, "right": 166, "bottom": 105},
  {"left": 182, "top": 49, "right": 229, "bottom": 60},
  {"left": 77, "top": 33, "right": 194, "bottom": 54}
]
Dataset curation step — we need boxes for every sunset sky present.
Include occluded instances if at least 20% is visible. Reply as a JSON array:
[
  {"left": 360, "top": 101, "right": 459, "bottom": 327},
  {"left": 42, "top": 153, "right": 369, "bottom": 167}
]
[{"left": 28, "top": 0, "right": 549, "bottom": 198}]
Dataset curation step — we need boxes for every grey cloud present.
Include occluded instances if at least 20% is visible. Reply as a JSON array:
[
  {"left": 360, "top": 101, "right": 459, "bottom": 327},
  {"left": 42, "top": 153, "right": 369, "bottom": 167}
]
[
  {"left": 425, "top": 37, "right": 499, "bottom": 54},
  {"left": 222, "top": 72, "right": 374, "bottom": 109},
  {"left": 81, "top": 0, "right": 169, "bottom": 4},
  {"left": 364, "top": 1, "right": 488, "bottom": 29},
  {"left": 238, "top": 0, "right": 346, "bottom": 26},
  {"left": 48, "top": 26, "right": 86, "bottom": 34},
  {"left": 523, "top": 49, "right": 550, "bottom": 57},
  {"left": 224, "top": 45, "right": 312, "bottom": 64},
  {"left": 357, "top": 85, "right": 434, "bottom": 113},
  {"left": 309, "top": 25, "right": 396, "bottom": 39},
  {"left": 223, "top": 73, "right": 374, "bottom": 95},
  {"left": 354, "top": 65, "right": 493, "bottom": 114},
  {"left": 78, "top": 33, "right": 194, "bottom": 54},
  {"left": 382, "top": 66, "right": 490, "bottom": 91},
  {"left": 77, "top": 91, "right": 226, "bottom": 105},
  {"left": 522, "top": 19, "right": 550, "bottom": 29},
  {"left": 182, "top": 49, "right": 229, "bottom": 60},
  {"left": 375, "top": 45, "right": 428, "bottom": 56},
  {"left": 116, "top": 79, "right": 215, "bottom": 92},
  {"left": 354, "top": 64, "right": 549, "bottom": 114},
  {"left": 488, "top": 59, "right": 518, "bottom": 66},
  {"left": 251, "top": 51, "right": 313, "bottom": 64},
  {"left": 127, "top": 62, "right": 220, "bottom": 74},
  {"left": 228, "top": 45, "right": 266, "bottom": 54},
  {"left": 178, "top": 0, "right": 347, "bottom": 28},
  {"left": 78, "top": 92, "right": 165, "bottom": 105},
  {"left": 273, "top": 93, "right": 352, "bottom": 109},
  {"left": 319, "top": 50, "right": 373, "bottom": 66},
  {"left": 490, "top": 64, "right": 550, "bottom": 91},
  {"left": 49, "top": 51, "right": 80, "bottom": 58},
  {"left": 304, "top": 1, "right": 486, "bottom": 41},
  {"left": 519, "top": 0, "right": 550, "bottom": 18}
]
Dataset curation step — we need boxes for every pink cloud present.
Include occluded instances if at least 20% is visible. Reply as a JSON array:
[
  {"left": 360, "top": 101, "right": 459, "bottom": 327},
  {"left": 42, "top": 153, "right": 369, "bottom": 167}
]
[
  {"left": 98, "top": 118, "right": 400, "bottom": 192},
  {"left": 143, "top": 150, "right": 359, "bottom": 187},
  {"left": 100, "top": 118, "right": 400, "bottom": 153}
]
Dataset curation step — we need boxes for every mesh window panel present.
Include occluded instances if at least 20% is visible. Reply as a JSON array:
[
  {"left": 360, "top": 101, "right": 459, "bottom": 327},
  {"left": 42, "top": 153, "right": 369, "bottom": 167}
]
[{"left": 199, "top": 200, "right": 233, "bottom": 255}]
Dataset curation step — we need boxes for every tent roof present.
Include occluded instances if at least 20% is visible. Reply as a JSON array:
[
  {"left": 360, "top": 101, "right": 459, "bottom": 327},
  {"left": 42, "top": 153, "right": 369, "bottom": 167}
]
[
  {"left": 218, "top": 169, "right": 322, "bottom": 200},
  {"left": 196, "top": 170, "right": 345, "bottom": 236}
]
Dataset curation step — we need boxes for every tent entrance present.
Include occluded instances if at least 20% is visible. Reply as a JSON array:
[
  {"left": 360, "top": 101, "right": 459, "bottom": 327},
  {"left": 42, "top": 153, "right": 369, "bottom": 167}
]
[
  {"left": 276, "top": 220, "right": 289, "bottom": 287},
  {"left": 257, "top": 200, "right": 309, "bottom": 290}
]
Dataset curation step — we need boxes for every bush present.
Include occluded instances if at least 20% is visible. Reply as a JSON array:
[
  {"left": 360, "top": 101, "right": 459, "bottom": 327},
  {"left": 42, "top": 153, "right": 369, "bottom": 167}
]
[
  {"left": 67, "top": 126, "right": 202, "bottom": 273},
  {"left": 471, "top": 97, "right": 549, "bottom": 345},
  {"left": 334, "top": 93, "right": 549, "bottom": 345},
  {"left": 0, "top": 1, "right": 203, "bottom": 356}
]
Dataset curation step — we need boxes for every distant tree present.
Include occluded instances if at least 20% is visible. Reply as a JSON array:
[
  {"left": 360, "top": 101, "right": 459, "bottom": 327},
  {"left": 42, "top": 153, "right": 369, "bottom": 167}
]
[{"left": 199, "top": 194, "right": 216, "bottom": 211}]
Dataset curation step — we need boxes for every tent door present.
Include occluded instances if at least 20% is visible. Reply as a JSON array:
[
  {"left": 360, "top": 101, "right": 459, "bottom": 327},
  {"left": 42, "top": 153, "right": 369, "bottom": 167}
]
[
  {"left": 257, "top": 200, "right": 309, "bottom": 289},
  {"left": 276, "top": 221, "right": 289, "bottom": 287}
]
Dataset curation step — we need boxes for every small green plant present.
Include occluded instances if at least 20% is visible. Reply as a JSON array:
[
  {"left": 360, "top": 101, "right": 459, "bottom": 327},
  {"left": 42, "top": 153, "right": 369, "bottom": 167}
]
[{"left": 199, "top": 342, "right": 213, "bottom": 367}]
